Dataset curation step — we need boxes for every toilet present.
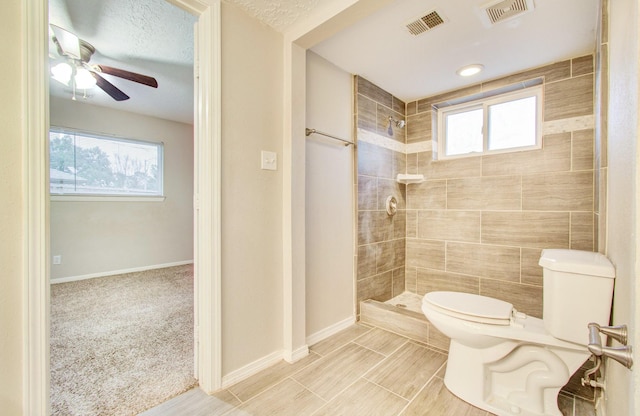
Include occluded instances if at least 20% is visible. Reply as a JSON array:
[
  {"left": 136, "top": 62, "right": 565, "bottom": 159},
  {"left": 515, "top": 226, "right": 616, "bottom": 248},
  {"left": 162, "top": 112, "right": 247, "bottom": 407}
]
[{"left": 421, "top": 249, "right": 615, "bottom": 416}]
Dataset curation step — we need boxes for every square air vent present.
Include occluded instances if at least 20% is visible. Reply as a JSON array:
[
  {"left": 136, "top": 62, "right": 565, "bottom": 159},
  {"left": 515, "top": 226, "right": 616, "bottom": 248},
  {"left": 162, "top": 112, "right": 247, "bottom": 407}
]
[
  {"left": 405, "top": 10, "right": 447, "bottom": 36},
  {"left": 479, "top": 0, "right": 535, "bottom": 26}
]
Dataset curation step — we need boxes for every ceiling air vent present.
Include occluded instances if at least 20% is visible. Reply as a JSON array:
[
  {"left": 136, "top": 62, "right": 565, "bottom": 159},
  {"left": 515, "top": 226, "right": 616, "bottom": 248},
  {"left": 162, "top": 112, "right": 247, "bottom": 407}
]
[
  {"left": 405, "top": 10, "right": 447, "bottom": 36},
  {"left": 479, "top": 0, "right": 535, "bottom": 26}
]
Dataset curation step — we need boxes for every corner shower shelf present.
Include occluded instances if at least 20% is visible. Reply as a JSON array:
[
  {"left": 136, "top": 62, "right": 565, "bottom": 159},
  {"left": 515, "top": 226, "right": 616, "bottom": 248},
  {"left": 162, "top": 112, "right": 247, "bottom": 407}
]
[{"left": 396, "top": 174, "right": 425, "bottom": 185}]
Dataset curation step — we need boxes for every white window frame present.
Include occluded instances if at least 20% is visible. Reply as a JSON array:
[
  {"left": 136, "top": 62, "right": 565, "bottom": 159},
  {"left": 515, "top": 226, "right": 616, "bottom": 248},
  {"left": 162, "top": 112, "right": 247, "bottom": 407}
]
[
  {"left": 436, "top": 85, "right": 543, "bottom": 160},
  {"left": 49, "top": 127, "right": 165, "bottom": 199}
]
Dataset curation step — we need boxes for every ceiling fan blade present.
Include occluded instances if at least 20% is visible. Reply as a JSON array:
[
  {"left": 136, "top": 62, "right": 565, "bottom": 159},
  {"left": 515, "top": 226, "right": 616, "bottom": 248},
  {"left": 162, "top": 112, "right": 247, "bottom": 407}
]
[
  {"left": 96, "top": 65, "right": 158, "bottom": 88},
  {"left": 91, "top": 72, "right": 130, "bottom": 101},
  {"left": 50, "top": 24, "right": 81, "bottom": 60}
]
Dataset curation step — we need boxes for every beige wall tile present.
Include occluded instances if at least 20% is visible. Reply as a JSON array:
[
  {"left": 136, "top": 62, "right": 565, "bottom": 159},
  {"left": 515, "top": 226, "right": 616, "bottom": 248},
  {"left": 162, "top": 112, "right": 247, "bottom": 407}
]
[
  {"left": 446, "top": 242, "right": 521, "bottom": 282},
  {"left": 314, "top": 379, "right": 407, "bottom": 416},
  {"left": 544, "top": 75, "right": 594, "bottom": 121},
  {"left": 406, "top": 238, "right": 446, "bottom": 270},
  {"left": 365, "top": 342, "right": 447, "bottom": 400},
  {"left": 357, "top": 244, "right": 376, "bottom": 280},
  {"left": 572, "top": 129, "right": 595, "bottom": 171},
  {"left": 357, "top": 271, "right": 393, "bottom": 303},
  {"left": 407, "top": 111, "right": 431, "bottom": 143},
  {"left": 522, "top": 171, "right": 594, "bottom": 211},
  {"left": 521, "top": 248, "right": 543, "bottom": 286},
  {"left": 356, "top": 94, "right": 377, "bottom": 133},
  {"left": 357, "top": 211, "right": 378, "bottom": 245},
  {"left": 571, "top": 212, "right": 594, "bottom": 251},
  {"left": 377, "top": 104, "right": 406, "bottom": 142},
  {"left": 480, "top": 279, "right": 543, "bottom": 318},
  {"left": 482, "top": 133, "right": 571, "bottom": 176},
  {"left": 393, "top": 267, "right": 406, "bottom": 297},
  {"left": 481, "top": 60, "right": 571, "bottom": 92},
  {"left": 357, "top": 141, "right": 393, "bottom": 178},
  {"left": 376, "top": 239, "right": 405, "bottom": 273},
  {"left": 416, "top": 268, "right": 479, "bottom": 295},
  {"left": 447, "top": 176, "right": 521, "bottom": 210},
  {"left": 481, "top": 211, "right": 570, "bottom": 249},
  {"left": 357, "top": 176, "right": 377, "bottom": 210},
  {"left": 418, "top": 84, "right": 483, "bottom": 112},
  {"left": 378, "top": 178, "right": 406, "bottom": 210},
  {"left": 393, "top": 96, "right": 406, "bottom": 115},
  {"left": 419, "top": 151, "right": 483, "bottom": 179},
  {"left": 393, "top": 150, "right": 407, "bottom": 178},
  {"left": 360, "top": 300, "right": 429, "bottom": 344},
  {"left": 406, "top": 211, "right": 418, "bottom": 238},
  {"left": 572, "top": 55, "right": 594, "bottom": 77},
  {"left": 418, "top": 210, "right": 481, "bottom": 243},
  {"left": 407, "top": 180, "right": 446, "bottom": 210},
  {"left": 357, "top": 76, "right": 392, "bottom": 108},
  {"left": 406, "top": 152, "right": 418, "bottom": 174},
  {"left": 405, "top": 267, "right": 417, "bottom": 293},
  {"left": 406, "top": 101, "right": 417, "bottom": 116},
  {"left": 292, "top": 343, "right": 385, "bottom": 401}
]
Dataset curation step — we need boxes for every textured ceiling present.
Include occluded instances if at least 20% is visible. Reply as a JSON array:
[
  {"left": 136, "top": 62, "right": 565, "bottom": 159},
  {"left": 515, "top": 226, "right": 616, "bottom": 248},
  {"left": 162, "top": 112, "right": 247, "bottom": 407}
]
[
  {"left": 49, "top": 0, "right": 196, "bottom": 124},
  {"left": 312, "top": 0, "right": 599, "bottom": 103},
  {"left": 226, "top": 0, "right": 320, "bottom": 31}
]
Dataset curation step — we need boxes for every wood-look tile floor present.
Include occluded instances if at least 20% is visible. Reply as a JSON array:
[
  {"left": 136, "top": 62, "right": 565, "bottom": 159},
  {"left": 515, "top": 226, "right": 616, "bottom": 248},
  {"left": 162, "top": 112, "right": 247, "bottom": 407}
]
[{"left": 141, "top": 323, "right": 593, "bottom": 416}]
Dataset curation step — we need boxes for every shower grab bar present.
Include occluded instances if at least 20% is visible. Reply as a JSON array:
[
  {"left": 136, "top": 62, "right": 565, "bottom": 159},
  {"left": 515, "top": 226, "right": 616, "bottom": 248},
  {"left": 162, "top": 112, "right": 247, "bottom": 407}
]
[{"left": 305, "top": 128, "right": 354, "bottom": 147}]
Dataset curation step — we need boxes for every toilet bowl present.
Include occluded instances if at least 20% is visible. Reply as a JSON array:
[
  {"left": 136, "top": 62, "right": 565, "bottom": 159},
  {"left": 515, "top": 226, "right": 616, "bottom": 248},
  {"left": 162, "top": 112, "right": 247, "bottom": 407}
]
[{"left": 421, "top": 249, "right": 615, "bottom": 416}]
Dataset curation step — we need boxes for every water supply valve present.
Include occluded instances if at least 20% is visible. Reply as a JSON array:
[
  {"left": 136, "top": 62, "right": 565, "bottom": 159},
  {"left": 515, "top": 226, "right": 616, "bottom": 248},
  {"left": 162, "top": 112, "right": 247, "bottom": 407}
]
[{"left": 587, "top": 323, "right": 633, "bottom": 369}]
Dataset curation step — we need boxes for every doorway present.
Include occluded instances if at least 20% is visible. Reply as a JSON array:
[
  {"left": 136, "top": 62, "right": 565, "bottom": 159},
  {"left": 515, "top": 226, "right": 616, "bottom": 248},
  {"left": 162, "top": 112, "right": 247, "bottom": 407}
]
[{"left": 24, "top": 0, "right": 221, "bottom": 413}]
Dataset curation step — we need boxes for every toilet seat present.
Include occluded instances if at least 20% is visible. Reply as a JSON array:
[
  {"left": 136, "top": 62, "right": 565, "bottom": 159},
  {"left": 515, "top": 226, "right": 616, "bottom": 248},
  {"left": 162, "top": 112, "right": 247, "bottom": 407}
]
[{"left": 423, "top": 291, "right": 514, "bottom": 325}]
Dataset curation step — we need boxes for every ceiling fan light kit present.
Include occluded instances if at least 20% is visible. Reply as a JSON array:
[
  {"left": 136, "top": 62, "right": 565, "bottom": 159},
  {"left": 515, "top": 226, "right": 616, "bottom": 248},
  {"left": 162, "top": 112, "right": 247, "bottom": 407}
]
[{"left": 49, "top": 24, "right": 158, "bottom": 102}]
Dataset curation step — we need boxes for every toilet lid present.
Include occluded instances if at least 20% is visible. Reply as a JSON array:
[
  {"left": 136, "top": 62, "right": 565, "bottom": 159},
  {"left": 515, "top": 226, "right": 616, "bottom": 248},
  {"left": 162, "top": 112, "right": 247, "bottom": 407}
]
[{"left": 423, "top": 291, "right": 514, "bottom": 325}]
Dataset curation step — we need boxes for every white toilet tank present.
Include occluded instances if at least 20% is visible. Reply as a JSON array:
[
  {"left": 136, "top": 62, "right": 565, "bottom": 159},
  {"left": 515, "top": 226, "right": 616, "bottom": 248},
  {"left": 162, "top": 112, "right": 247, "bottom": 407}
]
[{"left": 539, "top": 249, "right": 615, "bottom": 345}]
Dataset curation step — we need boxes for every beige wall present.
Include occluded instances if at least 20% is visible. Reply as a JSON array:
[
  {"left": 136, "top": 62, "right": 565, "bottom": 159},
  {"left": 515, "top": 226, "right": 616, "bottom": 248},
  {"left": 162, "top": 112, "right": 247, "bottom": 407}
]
[
  {"left": 305, "top": 51, "right": 354, "bottom": 337},
  {"left": 604, "top": 0, "right": 639, "bottom": 413},
  {"left": 49, "top": 97, "right": 194, "bottom": 280},
  {"left": 220, "top": 2, "right": 284, "bottom": 375},
  {"left": 0, "top": 0, "right": 24, "bottom": 412}
]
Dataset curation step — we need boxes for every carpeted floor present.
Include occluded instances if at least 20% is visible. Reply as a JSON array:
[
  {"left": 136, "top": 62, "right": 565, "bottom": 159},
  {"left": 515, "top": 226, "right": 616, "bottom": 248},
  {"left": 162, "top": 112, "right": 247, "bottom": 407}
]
[{"left": 50, "top": 265, "right": 197, "bottom": 416}]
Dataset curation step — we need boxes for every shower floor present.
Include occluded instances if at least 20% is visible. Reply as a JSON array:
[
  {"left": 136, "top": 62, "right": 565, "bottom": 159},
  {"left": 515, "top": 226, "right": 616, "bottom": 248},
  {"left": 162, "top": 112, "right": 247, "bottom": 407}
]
[{"left": 384, "top": 291, "right": 423, "bottom": 314}]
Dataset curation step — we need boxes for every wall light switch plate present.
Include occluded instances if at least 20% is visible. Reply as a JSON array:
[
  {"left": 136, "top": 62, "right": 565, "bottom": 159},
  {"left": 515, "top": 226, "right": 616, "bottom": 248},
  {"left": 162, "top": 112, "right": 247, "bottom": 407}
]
[
  {"left": 261, "top": 151, "right": 277, "bottom": 171},
  {"left": 53, "top": 255, "right": 62, "bottom": 265}
]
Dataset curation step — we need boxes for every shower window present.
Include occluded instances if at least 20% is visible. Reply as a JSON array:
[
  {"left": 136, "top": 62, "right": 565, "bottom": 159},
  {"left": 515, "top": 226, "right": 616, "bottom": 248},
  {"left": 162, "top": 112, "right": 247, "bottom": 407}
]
[
  {"left": 49, "top": 128, "right": 164, "bottom": 197},
  {"left": 436, "top": 85, "right": 542, "bottom": 159}
]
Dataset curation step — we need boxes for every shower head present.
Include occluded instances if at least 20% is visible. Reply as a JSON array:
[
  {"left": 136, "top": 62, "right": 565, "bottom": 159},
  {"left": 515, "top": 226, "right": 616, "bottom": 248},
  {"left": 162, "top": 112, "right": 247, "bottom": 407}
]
[{"left": 388, "top": 116, "right": 406, "bottom": 129}]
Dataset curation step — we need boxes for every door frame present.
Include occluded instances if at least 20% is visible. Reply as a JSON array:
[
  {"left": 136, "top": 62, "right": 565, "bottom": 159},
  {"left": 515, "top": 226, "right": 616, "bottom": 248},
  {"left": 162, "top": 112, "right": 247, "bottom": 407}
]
[{"left": 22, "top": 0, "right": 222, "bottom": 413}]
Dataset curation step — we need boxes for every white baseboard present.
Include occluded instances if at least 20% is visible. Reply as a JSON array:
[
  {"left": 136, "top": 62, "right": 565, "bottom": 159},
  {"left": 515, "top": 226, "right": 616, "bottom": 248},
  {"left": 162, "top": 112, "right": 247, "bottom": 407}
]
[
  {"left": 221, "top": 350, "right": 284, "bottom": 389},
  {"left": 50, "top": 260, "right": 194, "bottom": 284},
  {"left": 306, "top": 316, "right": 356, "bottom": 347},
  {"left": 283, "top": 344, "right": 309, "bottom": 363}
]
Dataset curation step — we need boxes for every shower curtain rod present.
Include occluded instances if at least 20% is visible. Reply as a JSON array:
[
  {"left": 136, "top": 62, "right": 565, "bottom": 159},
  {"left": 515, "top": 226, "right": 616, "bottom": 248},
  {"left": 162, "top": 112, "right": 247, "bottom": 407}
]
[{"left": 305, "top": 128, "right": 354, "bottom": 147}]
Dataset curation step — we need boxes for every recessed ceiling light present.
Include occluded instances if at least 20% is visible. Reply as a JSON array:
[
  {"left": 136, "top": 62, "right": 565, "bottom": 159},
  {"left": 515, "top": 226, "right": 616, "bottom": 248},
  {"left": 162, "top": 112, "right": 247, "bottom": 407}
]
[{"left": 457, "top": 64, "right": 484, "bottom": 77}]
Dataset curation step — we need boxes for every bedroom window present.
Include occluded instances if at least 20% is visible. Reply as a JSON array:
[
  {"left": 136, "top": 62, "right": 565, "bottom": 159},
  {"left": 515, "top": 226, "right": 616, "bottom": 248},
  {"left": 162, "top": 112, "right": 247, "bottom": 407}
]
[
  {"left": 436, "top": 86, "right": 542, "bottom": 159},
  {"left": 49, "top": 128, "right": 163, "bottom": 196}
]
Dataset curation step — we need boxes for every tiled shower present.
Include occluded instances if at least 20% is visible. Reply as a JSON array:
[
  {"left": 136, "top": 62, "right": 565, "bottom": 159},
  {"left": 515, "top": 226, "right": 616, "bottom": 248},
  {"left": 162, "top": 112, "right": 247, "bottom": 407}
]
[{"left": 355, "top": 49, "right": 608, "bottom": 318}]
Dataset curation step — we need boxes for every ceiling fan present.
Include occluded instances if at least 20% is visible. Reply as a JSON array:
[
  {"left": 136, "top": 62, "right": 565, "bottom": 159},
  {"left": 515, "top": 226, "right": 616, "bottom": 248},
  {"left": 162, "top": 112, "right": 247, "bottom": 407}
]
[{"left": 50, "top": 24, "right": 158, "bottom": 101}]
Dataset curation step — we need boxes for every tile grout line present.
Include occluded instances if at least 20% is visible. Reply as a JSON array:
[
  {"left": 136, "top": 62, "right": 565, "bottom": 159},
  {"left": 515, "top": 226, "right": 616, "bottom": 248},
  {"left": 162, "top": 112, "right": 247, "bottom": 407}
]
[{"left": 395, "top": 360, "right": 449, "bottom": 416}]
